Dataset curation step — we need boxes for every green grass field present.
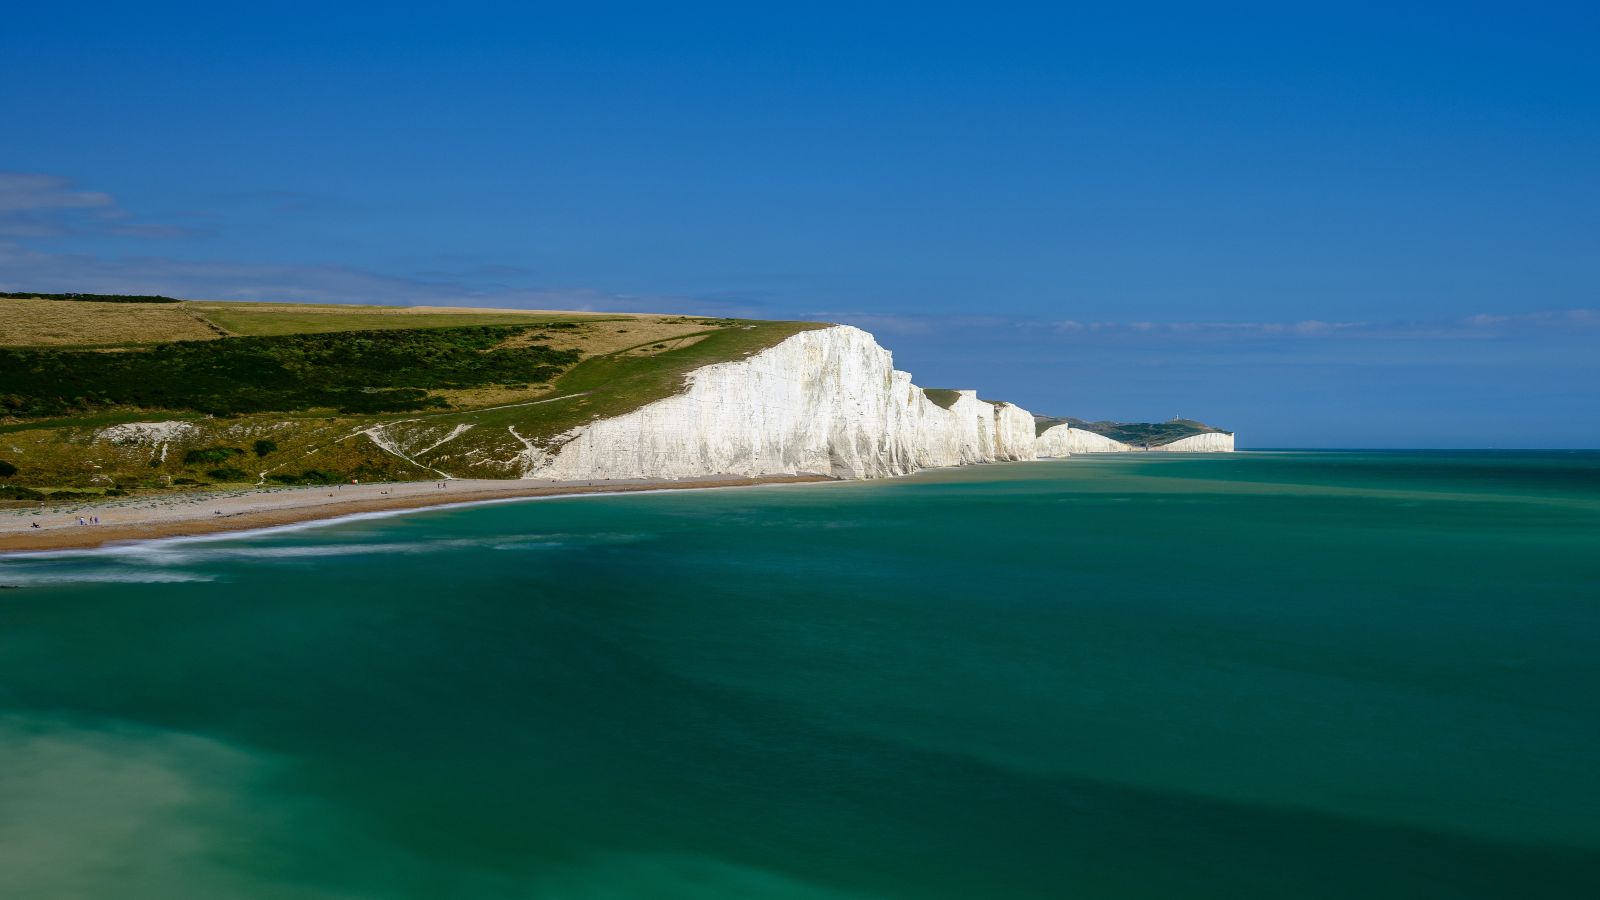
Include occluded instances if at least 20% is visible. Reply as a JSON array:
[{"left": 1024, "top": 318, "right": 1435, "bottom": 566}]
[
  {"left": 189, "top": 301, "right": 621, "bottom": 336},
  {"left": 0, "top": 297, "right": 827, "bottom": 495},
  {"left": 0, "top": 297, "right": 631, "bottom": 348}
]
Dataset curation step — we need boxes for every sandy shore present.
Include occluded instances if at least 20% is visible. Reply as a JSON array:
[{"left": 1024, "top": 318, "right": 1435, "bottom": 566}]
[{"left": 0, "top": 474, "right": 834, "bottom": 553}]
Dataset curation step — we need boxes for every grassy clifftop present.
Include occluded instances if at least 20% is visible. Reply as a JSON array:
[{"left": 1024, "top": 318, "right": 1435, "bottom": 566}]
[{"left": 0, "top": 297, "right": 827, "bottom": 499}]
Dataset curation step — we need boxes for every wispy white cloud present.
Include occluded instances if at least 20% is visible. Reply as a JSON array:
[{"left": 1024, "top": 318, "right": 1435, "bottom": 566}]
[
  {"left": 0, "top": 171, "right": 765, "bottom": 314},
  {"left": 0, "top": 240, "right": 753, "bottom": 314},
  {"left": 1461, "top": 308, "right": 1600, "bottom": 329},
  {"left": 0, "top": 171, "right": 195, "bottom": 240},
  {"left": 8, "top": 171, "right": 1596, "bottom": 333},
  {"left": 0, "top": 172, "right": 114, "bottom": 214},
  {"left": 102, "top": 222, "right": 199, "bottom": 239}
]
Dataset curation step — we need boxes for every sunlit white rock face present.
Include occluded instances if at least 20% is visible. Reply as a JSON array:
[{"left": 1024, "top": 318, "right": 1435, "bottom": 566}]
[
  {"left": 1036, "top": 425, "right": 1131, "bottom": 456},
  {"left": 79, "top": 325, "right": 1232, "bottom": 483},
  {"left": 992, "top": 403, "right": 1041, "bottom": 461},
  {"left": 526, "top": 325, "right": 1042, "bottom": 481},
  {"left": 1146, "top": 431, "right": 1235, "bottom": 452}
]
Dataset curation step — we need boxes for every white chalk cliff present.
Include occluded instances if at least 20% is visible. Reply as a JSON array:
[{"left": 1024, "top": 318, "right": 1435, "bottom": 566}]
[
  {"left": 78, "top": 324, "right": 1231, "bottom": 484},
  {"left": 1035, "top": 424, "right": 1235, "bottom": 455},
  {"left": 525, "top": 325, "right": 1038, "bottom": 480},
  {"left": 1145, "top": 431, "right": 1235, "bottom": 452},
  {"left": 1036, "top": 424, "right": 1133, "bottom": 456},
  {"left": 522, "top": 324, "right": 1228, "bottom": 482}
]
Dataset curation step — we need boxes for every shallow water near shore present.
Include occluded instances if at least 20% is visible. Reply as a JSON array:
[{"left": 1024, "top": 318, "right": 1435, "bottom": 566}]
[{"left": 2, "top": 451, "right": 1598, "bottom": 898}]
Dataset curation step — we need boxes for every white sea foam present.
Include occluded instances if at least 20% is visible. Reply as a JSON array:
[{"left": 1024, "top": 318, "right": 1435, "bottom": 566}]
[
  {"left": 111, "top": 541, "right": 459, "bottom": 566},
  {"left": 0, "top": 569, "right": 214, "bottom": 586},
  {"left": 487, "top": 541, "right": 566, "bottom": 551},
  {"left": 0, "top": 531, "right": 643, "bottom": 586}
]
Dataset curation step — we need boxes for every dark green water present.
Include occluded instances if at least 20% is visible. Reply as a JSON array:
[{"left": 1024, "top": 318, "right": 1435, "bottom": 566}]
[{"left": 2, "top": 451, "right": 1598, "bottom": 898}]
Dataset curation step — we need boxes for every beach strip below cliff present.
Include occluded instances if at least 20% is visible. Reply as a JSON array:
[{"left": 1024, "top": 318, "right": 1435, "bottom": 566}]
[{"left": 0, "top": 475, "right": 834, "bottom": 554}]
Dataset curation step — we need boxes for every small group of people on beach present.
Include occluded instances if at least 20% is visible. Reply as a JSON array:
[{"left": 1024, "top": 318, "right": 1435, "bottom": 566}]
[{"left": 74, "top": 516, "right": 100, "bottom": 526}]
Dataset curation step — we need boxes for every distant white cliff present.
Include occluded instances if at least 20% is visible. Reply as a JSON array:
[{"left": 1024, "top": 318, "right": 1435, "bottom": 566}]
[
  {"left": 1146, "top": 431, "right": 1235, "bottom": 452},
  {"left": 1036, "top": 424, "right": 1133, "bottom": 456},
  {"left": 523, "top": 324, "right": 1229, "bottom": 482},
  {"left": 1035, "top": 424, "right": 1235, "bottom": 455}
]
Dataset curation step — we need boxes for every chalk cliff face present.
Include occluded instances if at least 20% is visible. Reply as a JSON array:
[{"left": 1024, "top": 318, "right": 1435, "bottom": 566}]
[
  {"left": 1035, "top": 424, "right": 1235, "bottom": 455},
  {"left": 992, "top": 403, "right": 1041, "bottom": 461},
  {"left": 526, "top": 325, "right": 1040, "bottom": 481},
  {"left": 1036, "top": 425, "right": 1132, "bottom": 456},
  {"left": 74, "top": 323, "right": 1230, "bottom": 486},
  {"left": 1146, "top": 431, "right": 1235, "bottom": 452}
]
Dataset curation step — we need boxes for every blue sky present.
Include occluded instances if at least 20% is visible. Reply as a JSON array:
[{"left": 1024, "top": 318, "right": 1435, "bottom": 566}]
[{"left": 3, "top": 2, "right": 1597, "bottom": 446}]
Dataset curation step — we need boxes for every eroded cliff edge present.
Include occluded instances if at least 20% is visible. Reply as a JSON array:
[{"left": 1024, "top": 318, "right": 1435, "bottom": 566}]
[
  {"left": 25, "top": 321, "right": 1230, "bottom": 494},
  {"left": 520, "top": 324, "right": 1230, "bottom": 482},
  {"left": 1034, "top": 424, "right": 1236, "bottom": 455},
  {"left": 522, "top": 325, "right": 1039, "bottom": 480}
]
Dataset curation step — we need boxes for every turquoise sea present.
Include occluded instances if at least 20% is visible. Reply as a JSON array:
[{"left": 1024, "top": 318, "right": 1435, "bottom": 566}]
[{"left": 1, "top": 451, "right": 1598, "bottom": 899}]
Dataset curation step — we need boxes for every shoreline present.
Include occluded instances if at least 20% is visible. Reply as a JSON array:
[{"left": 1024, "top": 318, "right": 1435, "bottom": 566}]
[{"left": 0, "top": 474, "right": 835, "bottom": 554}]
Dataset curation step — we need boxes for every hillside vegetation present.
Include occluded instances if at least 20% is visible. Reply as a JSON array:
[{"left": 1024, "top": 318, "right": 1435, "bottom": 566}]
[
  {"left": 0, "top": 298, "right": 826, "bottom": 499},
  {"left": 2, "top": 326, "right": 579, "bottom": 417},
  {"left": 189, "top": 301, "right": 617, "bottom": 337}
]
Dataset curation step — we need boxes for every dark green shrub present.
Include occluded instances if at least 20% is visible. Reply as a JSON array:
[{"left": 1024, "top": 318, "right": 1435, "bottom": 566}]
[
  {"left": 266, "top": 470, "right": 342, "bottom": 485},
  {"left": 253, "top": 439, "right": 278, "bottom": 457},
  {"left": 183, "top": 447, "right": 245, "bottom": 466},
  {"left": 0, "top": 459, "right": 16, "bottom": 478},
  {"left": 0, "top": 325, "right": 579, "bottom": 418},
  {"left": 206, "top": 467, "right": 252, "bottom": 482}
]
